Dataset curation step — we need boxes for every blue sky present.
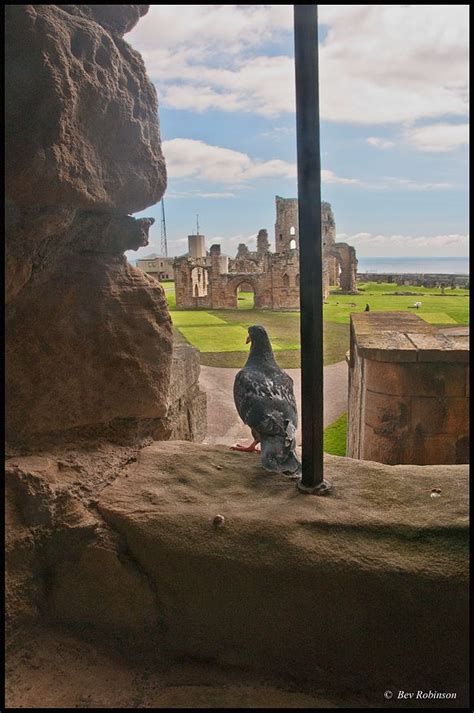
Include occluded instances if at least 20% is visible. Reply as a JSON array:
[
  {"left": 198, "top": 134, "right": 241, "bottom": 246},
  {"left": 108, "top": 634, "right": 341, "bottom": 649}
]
[{"left": 125, "top": 5, "right": 469, "bottom": 261}]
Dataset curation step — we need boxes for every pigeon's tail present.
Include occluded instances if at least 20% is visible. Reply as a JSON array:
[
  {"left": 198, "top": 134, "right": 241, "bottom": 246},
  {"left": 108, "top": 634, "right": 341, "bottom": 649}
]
[
  {"left": 260, "top": 421, "right": 301, "bottom": 476},
  {"left": 261, "top": 437, "right": 301, "bottom": 475}
]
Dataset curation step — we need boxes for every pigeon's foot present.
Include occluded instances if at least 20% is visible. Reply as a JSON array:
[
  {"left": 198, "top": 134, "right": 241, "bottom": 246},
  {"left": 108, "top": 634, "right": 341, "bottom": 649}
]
[
  {"left": 230, "top": 441, "right": 261, "bottom": 453},
  {"left": 283, "top": 470, "right": 301, "bottom": 479}
]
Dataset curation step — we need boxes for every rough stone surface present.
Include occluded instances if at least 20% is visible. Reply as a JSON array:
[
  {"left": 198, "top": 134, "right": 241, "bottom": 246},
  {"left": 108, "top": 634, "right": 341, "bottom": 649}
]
[
  {"left": 5, "top": 4, "right": 180, "bottom": 447},
  {"left": 5, "top": 442, "right": 468, "bottom": 705},
  {"left": 5, "top": 4, "right": 165, "bottom": 213},
  {"left": 96, "top": 441, "right": 469, "bottom": 699},
  {"left": 6, "top": 253, "right": 173, "bottom": 444},
  {"left": 4, "top": 447, "right": 159, "bottom": 635},
  {"left": 60, "top": 5, "right": 150, "bottom": 37},
  {"left": 158, "top": 345, "right": 207, "bottom": 442},
  {"left": 6, "top": 625, "right": 366, "bottom": 709}
]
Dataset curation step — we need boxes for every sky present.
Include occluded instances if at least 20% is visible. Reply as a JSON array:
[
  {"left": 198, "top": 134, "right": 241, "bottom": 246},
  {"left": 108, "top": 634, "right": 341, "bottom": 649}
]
[{"left": 125, "top": 4, "right": 469, "bottom": 262}]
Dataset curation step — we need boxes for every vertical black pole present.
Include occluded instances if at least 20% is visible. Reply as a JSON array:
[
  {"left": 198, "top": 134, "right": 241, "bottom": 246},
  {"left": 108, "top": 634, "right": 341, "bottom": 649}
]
[{"left": 294, "top": 5, "right": 331, "bottom": 495}]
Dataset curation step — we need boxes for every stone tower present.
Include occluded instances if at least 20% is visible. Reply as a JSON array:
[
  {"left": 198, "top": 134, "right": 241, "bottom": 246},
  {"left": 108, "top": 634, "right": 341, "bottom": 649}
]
[
  {"left": 188, "top": 233, "right": 206, "bottom": 259},
  {"left": 274, "top": 197, "right": 336, "bottom": 254},
  {"left": 257, "top": 228, "right": 270, "bottom": 255},
  {"left": 275, "top": 196, "right": 298, "bottom": 253}
]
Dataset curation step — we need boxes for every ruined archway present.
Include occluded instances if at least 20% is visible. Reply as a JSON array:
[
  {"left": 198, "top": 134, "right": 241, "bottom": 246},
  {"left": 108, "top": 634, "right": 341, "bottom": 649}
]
[
  {"left": 328, "top": 243, "right": 358, "bottom": 293},
  {"left": 225, "top": 275, "right": 264, "bottom": 309},
  {"left": 236, "top": 281, "right": 255, "bottom": 310}
]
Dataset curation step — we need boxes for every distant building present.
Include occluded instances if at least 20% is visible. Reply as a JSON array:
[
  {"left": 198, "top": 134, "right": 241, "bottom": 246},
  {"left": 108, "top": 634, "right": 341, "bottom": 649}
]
[
  {"left": 136, "top": 255, "right": 174, "bottom": 280},
  {"left": 172, "top": 197, "right": 357, "bottom": 309}
]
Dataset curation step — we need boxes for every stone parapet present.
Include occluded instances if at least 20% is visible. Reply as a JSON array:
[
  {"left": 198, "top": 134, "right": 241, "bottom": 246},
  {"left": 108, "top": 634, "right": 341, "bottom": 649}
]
[
  {"left": 347, "top": 312, "right": 469, "bottom": 464},
  {"left": 5, "top": 442, "right": 468, "bottom": 705}
]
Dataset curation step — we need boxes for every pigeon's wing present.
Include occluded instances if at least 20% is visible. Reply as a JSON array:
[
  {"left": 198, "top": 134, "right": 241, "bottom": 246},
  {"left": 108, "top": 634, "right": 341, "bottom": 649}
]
[{"left": 234, "top": 366, "right": 298, "bottom": 438}]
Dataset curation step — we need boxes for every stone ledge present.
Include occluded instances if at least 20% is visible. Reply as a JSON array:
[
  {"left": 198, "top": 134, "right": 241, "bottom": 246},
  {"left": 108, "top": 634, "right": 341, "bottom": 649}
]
[
  {"left": 5, "top": 442, "right": 469, "bottom": 702},
  {"left": 94, "top": 441, "right": 468, "bottom": 698},
  {"left": 352, "top": 312, "right": 469, "bottom": 363}
]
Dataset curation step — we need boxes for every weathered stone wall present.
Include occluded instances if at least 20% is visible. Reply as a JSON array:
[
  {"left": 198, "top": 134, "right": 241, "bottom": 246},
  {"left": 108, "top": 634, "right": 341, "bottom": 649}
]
[
  {"left": 155, "top": 344, "right": 207, "bottom": 442},
  {"left": 4, "top": 5, "right": 205, "bottom": 448},
  {"left": 347, "top": 312, "right": 469, "bottom": 464},
  {"left": 275, "top": 196, "right": 299, "bottom": 253}
]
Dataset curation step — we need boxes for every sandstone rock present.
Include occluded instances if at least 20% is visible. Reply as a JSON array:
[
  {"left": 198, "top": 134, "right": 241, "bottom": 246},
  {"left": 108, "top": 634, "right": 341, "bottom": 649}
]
[
  {"left": 50, "top": 536, "right": 159, "bottom": 635},
  {"left": 6, "top": 253, "right": 173, "bottom": 443},
  {"left": 153, "top": 344, "right": 207, "bottom": 441},
  {"left": 97, "top": 442, "right": 469, "bottom": 696},
  {"left": 5, "top": 202, "right": 76, "bottom": 303},
  {"left": 5, "top": 4, "right": 176, "bottom": 448},
  {"left": 5, "top": 455, "right": 100, "bottom": 628},
  {"left": 5, "top": 450, "right": 159, "bottom": 635},
  {"left": 5, "top": 4, "right": 166, "bottom": 213},
  {"left": 60, "top": 5, "right": 150, "bottom": 37},
  {"left": 5, "top": 484, "right": 43, "bottom": 628}
]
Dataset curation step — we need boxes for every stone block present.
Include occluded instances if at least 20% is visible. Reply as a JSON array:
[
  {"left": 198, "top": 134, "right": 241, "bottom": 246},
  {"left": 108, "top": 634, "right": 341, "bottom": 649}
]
[
  {"left": 50, "top": 539, "right": 158, "bottom": 634},
  {"left": 411, "top": 396, "right": 449, "bottom": 435},
  {"left": 96, "top": 441, "right": 469, "bottom": 698},
  {"left": 406, "top": 332, "right": 469, "bottom": 363},
  {"left": 362, "top": 424, "right": 416, "bottom": 465},
  {"left": 417, "top": 434, "right": 456, "bottom": 466},
  {"left": 365, "top": 360, "right": 466, "bottom": 398},
  {"left": 445, "top": 397, "right": 469, "bottom": 435},
  {"left": 356, "top": 332, "right": 418, "bottom": 362},
  {"left": 364, "top": 391, "right": 410, "bottom": 435}
]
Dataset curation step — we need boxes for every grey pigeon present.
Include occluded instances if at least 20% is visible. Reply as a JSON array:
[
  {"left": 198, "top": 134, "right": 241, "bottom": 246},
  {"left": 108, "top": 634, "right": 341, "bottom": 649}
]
[{"left": 231, "top": 325, "right": 301, "bottom": 477}]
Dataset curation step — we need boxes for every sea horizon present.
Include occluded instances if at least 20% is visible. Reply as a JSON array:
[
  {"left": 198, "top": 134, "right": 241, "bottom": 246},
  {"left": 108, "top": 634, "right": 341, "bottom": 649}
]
[
  {"left": 356, "top": 256, "right": 469, "bottom": 275},
  {"left": 130, "top": 254, "right": 469, "bottom": 276}
]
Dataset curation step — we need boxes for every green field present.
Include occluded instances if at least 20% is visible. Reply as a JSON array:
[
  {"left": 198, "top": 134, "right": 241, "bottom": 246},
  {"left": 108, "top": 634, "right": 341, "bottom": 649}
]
[
  {"left": 165, "top": 281, "right": 469, "bottom": 368},
  {"left": 324, "top": 412, "right": 348, "bottom": 456}
]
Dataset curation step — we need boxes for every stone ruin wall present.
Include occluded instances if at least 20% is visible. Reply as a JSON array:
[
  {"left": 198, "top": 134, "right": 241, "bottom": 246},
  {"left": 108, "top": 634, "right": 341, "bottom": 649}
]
[
  {"left": 173, "top": 197, "right": 357, "bottom": 309},
  {"left": 5, "top": 4, "right": 205, "bottom": 448}
]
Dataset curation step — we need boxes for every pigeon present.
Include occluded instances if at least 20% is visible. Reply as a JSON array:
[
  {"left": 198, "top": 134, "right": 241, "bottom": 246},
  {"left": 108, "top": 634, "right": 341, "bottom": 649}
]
[{"left": 231, "top": 325, "right": 301, "bottom": 477}]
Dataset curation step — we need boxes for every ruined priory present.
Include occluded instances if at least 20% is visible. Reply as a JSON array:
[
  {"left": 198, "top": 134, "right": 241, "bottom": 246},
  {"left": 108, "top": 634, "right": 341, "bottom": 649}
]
[{"left": 171, "top": 196, "right": 358, "bottom": 309}]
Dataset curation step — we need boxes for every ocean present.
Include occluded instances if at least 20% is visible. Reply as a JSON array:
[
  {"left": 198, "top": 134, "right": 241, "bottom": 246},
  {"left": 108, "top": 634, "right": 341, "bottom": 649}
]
[{"left": 357, "top": 256, "right": 469, "bottom": 275}]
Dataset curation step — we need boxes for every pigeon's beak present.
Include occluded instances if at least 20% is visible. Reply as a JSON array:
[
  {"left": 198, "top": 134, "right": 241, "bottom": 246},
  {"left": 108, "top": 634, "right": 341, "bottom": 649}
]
[{"left": 245, "top": 334, "right": 251, "bottom": 344}]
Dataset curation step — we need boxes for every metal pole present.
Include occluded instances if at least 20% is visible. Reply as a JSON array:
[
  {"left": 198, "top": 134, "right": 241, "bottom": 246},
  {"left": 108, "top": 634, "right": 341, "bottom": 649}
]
[{"left": 294, "top": 5, "right": 332, "bottom": 495}]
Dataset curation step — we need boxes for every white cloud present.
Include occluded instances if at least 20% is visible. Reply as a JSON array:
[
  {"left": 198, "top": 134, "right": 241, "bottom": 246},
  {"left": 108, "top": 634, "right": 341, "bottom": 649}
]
[
  {"left": 167, "top": 190, "right": 236, "bottom": 199},
  {"left": 403, "top": 123, "right": 469, "bottom": 152},
  {"left": 129, "top": 4, "right": 468, "bottom": 124},
  {"left": 339, "top": 232, "right": 469, "bottom": 257},
  {"left": 377, "top": 177, "right": 453, "bottom": 191},
  {"left": 162, "top": 138, "right": 296, "bottom": 183},
  {"left": 162, "top": 138, "right": 455, "bottom": 192},
  {"left": 367, "top": 137, "right": 395, "bottom": 149},
  {"left": 322, "top": 169, "right": 363, "bottom": 186},
  {"left": 163, "top": 139, "right": 428, "bottom": 190}
]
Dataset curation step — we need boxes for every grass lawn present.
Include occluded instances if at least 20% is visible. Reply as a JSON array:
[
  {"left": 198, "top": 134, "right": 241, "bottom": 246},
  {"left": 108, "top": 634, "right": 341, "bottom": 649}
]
[
  {"left": 165, "top": 282, "right": 469, "bottom": 368},
  {"left": 323, "top": 412, "right": 348, "bottom": 456}
]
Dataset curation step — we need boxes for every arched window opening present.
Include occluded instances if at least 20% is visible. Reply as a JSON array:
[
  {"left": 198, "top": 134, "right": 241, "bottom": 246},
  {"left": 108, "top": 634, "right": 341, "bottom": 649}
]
[
  {"left": 283, "top": 273, "right": 290, "bottom": 288},
  {"left": 295, "top": 273, "right": 300, "bottom": 286},
  {"left": 290, "top": 226, "right": 296, "bottom": 236},
  {"left": 289, "top": 239, "right": 297, "bottom": 250},
  {"left": 194, "top": 284, "right": 199, "bottom": 297}
]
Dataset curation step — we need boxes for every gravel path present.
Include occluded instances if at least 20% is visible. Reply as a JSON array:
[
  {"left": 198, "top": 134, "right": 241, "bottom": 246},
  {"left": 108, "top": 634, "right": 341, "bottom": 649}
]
[{"left": 200, "top": 360, "right": 348, "bottom": 446}]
